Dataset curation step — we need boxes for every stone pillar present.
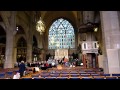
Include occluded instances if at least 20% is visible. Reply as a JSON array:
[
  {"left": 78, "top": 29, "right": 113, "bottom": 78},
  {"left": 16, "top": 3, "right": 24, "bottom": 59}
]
[
  {"left": 4, "top": 32, "right": 14, "bottom": 68},
  {"left": 26, "top": 42, "right": 32, "bottom": 62},
  {"left": 26, "top": 29, "right": 32, "bottom": 62},
  {"left": 107, "top": 49, "right": 120, "bottom": 73},
  {"left": 13, "top": 47, "right": 17, "bottom": 64},
  {"left": 26, "top": 15, "right": 33, "bottom": 63},
  {"left": 100, "top": 11, "right": 120, "bottom": 73},
  {"left": 41, "top": 50, "right": 44, "bottom": 61},
  {"left": 4, "top": 11, "right": 16, "bottom": 68}
]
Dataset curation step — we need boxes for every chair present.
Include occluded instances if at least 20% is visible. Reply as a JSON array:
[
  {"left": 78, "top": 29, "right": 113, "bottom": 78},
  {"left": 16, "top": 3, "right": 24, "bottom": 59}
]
[
  {"left": 0, "top": 73, "right": 6, "bottom": 79},
  {"left": 52, "top": 72, "right": 61, "bottom": 74},
  {"left": 45, "top": 77, "right": 56, "bottom": 79},
  {"left": 33, "top": 77, "right": 44, "bottom": 79},
  {"left": 80, "top": 74, "right": 90, "bottom": 77},
  {"left": 50, "top": 74, "right": 60, "bottom": 77},
  {"left": 61, "top": 71, "right": 69, "bottom": 74},
  {"left": 41, "top": 74, "right": 50, "bottom": 77},
  {"left": 85, "top": 70, "right": 93, "bottom": 72},
  {"left": 81, "top": 77, "right": 93, "bottom": 79},
  {"left": 70, "top": 71, "right": 78, "bottom": 74},
  {"left": 69, "top": 77, "right": 80, "bottom": 79},
  {"left": 14, "top": 70, "right": 19, "bottom": 73},
  {"left": 70, "top": 74, "right": 80, "bottom": 77},
  {"left": 79, "top": 72, "right": 87, "bottom": 74},
  {"left": 61, "top": 74, "right": 69, "bottom": 77},
  {"left": 102, "top": 74, "right": 110, "bottom": 76},
  {"left": 22, "top": 77, "right": 32, "bottom": 79},
  {"left": 55, "top": 71, "right": 61, "bottom": 74},
  {"left": 6, "top": 71, "right": 14, "bottom": 78},
  {"left": 41, "top": 72, "right": 50, "bottom": 74},
  {"left": 105, "top": 76, "right": 117, "bottom": 79},
  {"left": 57, "top": 77, "right": 68, "bottom": 79},
  {"left": 31, "top": 74, "right": 40, "bottom": 77},
  {"left": 112, "top": 74, "right": 120, "bottom": 77},
  {"left": 93, "top": 76, "right": 105, "bottom": 79},
  {"left": 91, "top": 74, "right": 100, "bottom": 76}
]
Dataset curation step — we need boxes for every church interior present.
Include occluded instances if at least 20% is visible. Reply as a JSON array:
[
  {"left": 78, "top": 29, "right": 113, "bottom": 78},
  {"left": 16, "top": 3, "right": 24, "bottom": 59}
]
[{"left": 0, "top": 11, "right": 120, "bottom": 79}]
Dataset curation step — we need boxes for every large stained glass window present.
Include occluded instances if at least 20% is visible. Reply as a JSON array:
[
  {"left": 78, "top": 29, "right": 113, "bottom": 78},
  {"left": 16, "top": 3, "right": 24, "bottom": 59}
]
[{"left": 48, "top": 18, "right": 75, "bottom": 49}]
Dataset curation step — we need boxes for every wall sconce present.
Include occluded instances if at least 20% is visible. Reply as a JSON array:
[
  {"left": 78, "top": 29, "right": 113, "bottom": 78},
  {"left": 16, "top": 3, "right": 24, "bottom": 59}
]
[
  {"left": 16, "top": 26, "right": 19, "bottom": 31},
  {"left": 94, "top": 27, "right": 98, "bottom": 32}
]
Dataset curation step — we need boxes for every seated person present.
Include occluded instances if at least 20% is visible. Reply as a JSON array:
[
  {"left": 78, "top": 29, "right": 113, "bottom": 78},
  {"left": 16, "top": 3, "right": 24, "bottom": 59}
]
[
  {"left": 51, "top": 62, "right": 56, "bottom": 67},
  {"left": 45, "top": 62, "right": 49, "bottom": 68},
  {"left": 13, "top": 72, "right": 20, "bottom": 79},
  {"left": 35, "top": 67, "right": 40, "bottom": 72},
  {"left": 41, "top": 63, "right": 47, "bottom": 70},
  {"left": 33, "top": 68, "right": 36, "bottom": 73}
]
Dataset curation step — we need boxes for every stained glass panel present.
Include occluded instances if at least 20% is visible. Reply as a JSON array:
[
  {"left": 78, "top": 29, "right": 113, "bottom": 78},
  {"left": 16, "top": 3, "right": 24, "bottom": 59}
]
[{"left": 48, "top": 18, "right": 75, "bottom": 49}]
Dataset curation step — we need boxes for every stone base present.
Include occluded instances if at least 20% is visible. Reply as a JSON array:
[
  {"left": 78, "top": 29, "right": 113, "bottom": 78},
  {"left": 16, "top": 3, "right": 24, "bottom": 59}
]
[
  {"left": 4, "top": 62, "right": 14, "bottom": 69},
  {"left": 107, "top": 49, "right": 120, "bottom": 74}
]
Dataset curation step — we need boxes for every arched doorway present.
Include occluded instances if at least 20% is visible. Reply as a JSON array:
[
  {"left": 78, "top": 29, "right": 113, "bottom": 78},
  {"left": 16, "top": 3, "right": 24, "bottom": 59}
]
[{"left": 0, "top": 25, "right": 6, "bottom": 68}]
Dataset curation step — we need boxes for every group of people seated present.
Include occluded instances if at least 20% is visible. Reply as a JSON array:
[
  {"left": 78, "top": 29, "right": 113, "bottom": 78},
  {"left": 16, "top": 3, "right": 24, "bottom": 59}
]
[
  {"left": 13, "top": 56, "right": 83, "bottom": 78},
  {"left": 15, "top": 57, "right": 82, "bottom": 69}
]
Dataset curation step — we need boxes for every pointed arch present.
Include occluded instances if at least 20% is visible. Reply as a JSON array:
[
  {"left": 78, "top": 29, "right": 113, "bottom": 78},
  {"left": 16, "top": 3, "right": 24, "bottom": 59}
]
[
  {"left": 16, "top": 36, "right": 27, "bottom": 62},
  {"left": 16, "top": 25, "right": 25, "bottom": 34},
  {"left": 0, "top": 25, "right": 6, "bottom": 44},
  {"left": 17, "top": 37, "right": 27, "bottom": 47},
  {"left": 48, "top": 18, "right": 75, "bottom": 49},
  {"left": 33, "top": 35, "right": 38, "bottom": 47}
]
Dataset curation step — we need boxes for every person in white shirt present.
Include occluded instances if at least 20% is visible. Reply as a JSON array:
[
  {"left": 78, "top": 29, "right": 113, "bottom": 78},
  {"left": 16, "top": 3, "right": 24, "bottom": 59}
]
[{"left": 13, "top": 72, "right": 20, "bottom": 79}]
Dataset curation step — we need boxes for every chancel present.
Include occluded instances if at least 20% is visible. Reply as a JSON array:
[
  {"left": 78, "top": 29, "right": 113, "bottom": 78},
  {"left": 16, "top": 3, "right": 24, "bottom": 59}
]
[
  {"left": 55, "top": 49, "right": 68, "bottom": 60},
  {"left": 0, "top": 11, "right": 120, "bottom": 79}
]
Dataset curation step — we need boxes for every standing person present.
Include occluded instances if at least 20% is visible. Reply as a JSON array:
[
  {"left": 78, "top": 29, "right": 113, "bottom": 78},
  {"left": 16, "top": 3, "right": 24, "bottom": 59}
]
[{"left": 19, "top": 61, "right": 26, "bottom": 77}]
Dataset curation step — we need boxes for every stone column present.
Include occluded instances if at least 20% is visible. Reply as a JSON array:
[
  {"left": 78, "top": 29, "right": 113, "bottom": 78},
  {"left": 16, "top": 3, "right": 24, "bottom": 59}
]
[
  {"left": 26, "top": 28, "right": 32, "bottom": 63},
  {"left": 41, "top": 33, "right": 46, "bottom": 61},
  {"left": 26, "top": 41, "right": 32, "bottom": 62},
  {"left": 100, "top": 11, "right": 120, "bottom": 73},
  {"left": 13, "top": 47, "right": 17, "bottom": 64},
  {"left": 26, "top": 14, "right": 34, "bottom": 63},
  {"left": 4, "top": 32, "right": 14, "bottom": 68},
  {"left": 4, "top": 11, "right": 16, "bottom": 68}
]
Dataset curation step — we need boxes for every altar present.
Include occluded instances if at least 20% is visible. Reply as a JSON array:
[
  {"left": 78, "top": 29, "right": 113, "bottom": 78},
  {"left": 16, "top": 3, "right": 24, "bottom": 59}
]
[{"left": 55, "top": 49, "right": 68, "bottom": 59}]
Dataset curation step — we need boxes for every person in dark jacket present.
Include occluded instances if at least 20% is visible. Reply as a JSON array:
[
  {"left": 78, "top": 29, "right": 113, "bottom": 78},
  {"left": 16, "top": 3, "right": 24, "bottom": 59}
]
[{"left": 19, "top": 61, "right": 26, "bottom": 77}]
